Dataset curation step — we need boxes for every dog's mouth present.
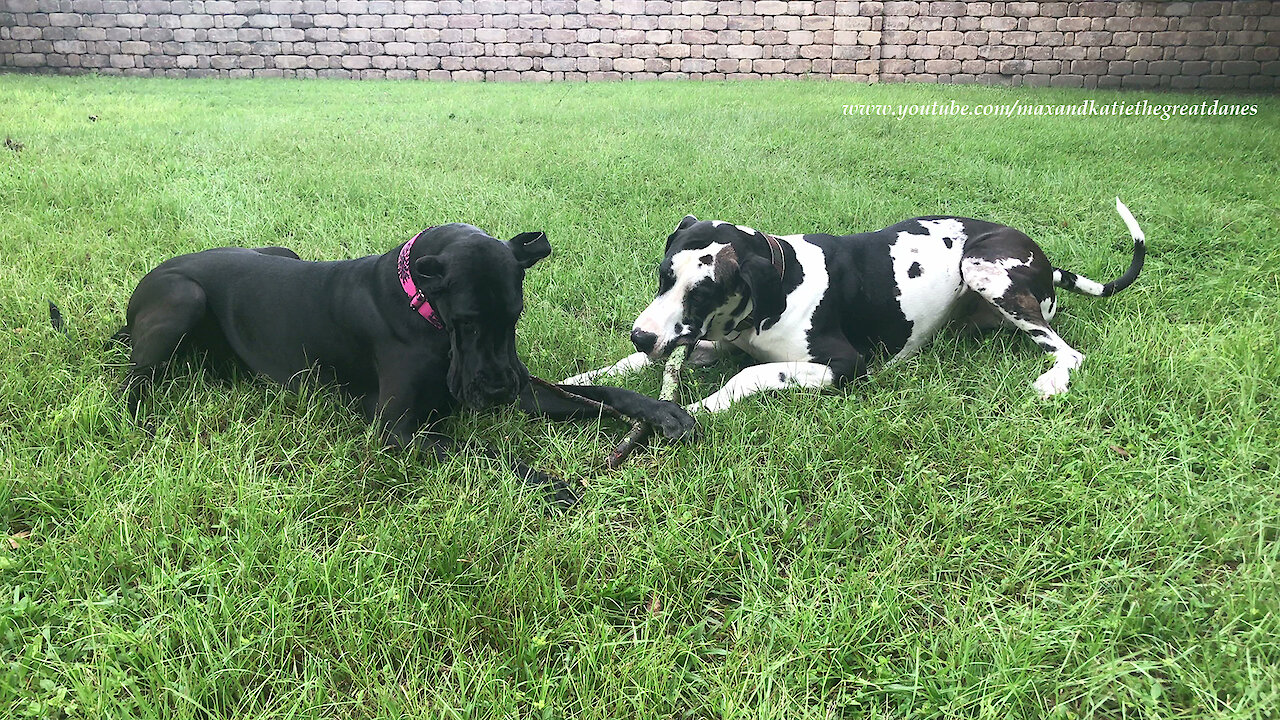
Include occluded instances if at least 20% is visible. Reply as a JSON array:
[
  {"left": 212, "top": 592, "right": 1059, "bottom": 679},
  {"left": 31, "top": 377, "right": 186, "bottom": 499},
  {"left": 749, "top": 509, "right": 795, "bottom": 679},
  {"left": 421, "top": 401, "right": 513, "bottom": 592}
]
[
  {"left": 451, "top": 363, "right": 528, "bottom": 410},
  {"left": 649, "top": 332, "right": 699, "bottom": 361},
  {"left": 446, "top": 331, "right": 529, "bottom": 410},
  {"left": 464, "top": 375, "right": 527, "bottom": 409}
]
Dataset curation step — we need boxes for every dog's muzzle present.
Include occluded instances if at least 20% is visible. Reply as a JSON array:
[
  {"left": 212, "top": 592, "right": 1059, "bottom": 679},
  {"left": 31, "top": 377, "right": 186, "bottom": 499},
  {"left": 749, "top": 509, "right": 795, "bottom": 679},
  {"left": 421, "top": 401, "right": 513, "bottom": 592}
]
[
  {"left": 448, "top": 330, "right": 529, "bottom": 410},
  {"left": 633, "top": 330, "right": 697, "bottom": 361},
  {"left": 471, "top": 369, "right": 527, "bottom": 408},
  {"left": 630, "top": 328, "right": 658, "bottom": 355}
]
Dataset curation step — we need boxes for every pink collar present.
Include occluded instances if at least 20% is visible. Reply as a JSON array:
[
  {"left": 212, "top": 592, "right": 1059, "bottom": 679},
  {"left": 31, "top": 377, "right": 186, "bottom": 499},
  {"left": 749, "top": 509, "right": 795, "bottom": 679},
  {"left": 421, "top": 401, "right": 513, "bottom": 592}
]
[{"left": 396, "top": 230, "right": 444, "bottom": 329}]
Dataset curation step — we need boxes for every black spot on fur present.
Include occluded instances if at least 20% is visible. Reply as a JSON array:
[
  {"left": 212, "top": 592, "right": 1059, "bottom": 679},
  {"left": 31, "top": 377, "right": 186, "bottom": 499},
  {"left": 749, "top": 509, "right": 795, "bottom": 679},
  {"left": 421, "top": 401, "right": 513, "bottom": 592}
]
[
  {"left": 699, "top": 254, "right": 713, "bottom": 265},
  {"left": 778, "top": 372, "right": 787, "bottom": 382},
  {"left": 908, "top": 262, "right": 922, "bottom": 278},
  {"left": 943, "top": 237, "right": 953, "bottom": 249}
]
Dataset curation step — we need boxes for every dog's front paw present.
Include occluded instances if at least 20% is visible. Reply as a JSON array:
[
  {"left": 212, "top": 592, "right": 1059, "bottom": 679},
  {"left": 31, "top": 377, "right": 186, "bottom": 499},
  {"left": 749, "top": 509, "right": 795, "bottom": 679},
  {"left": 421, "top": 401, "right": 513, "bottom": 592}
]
[
  {"left": 650, "top": 400, "right": 697, "bottom": 440},
  {"left": 685, "top": 396, "right": 726, "bottom": 414}
]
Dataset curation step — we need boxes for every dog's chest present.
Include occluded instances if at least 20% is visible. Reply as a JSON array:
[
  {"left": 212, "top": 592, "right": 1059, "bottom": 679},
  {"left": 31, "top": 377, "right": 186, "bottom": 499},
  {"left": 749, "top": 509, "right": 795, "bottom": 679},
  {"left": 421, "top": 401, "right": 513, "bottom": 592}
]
[{"left": 885, "top": 218, "right": 969, "bottom": 361}]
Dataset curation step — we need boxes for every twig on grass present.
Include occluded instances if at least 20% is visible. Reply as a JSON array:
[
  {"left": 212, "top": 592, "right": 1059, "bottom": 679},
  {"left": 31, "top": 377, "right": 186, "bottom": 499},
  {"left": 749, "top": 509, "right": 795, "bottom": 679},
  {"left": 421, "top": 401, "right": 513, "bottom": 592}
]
[{"left": 607, "top": 344, "right": 687, "bottom": 469}]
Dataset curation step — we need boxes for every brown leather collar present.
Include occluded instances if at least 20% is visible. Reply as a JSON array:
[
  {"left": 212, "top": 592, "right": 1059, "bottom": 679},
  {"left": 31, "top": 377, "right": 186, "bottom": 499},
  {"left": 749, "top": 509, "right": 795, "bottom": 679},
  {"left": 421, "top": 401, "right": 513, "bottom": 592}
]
[{"left": 763, "top": 232, "right": 785, "bottom": 277}]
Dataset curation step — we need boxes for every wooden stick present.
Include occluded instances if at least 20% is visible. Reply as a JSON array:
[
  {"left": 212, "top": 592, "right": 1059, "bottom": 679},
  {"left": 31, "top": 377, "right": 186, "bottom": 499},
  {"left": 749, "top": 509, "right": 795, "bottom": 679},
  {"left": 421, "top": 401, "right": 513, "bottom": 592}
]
[{"left": 607, "top": 344, "right": 687, "bottom": 469}]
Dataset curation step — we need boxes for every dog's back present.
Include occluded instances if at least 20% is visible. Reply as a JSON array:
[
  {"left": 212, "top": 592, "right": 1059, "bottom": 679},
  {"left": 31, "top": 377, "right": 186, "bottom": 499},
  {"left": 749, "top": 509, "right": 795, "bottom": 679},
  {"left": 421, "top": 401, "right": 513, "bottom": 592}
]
[{"left": 125, "top": 246, "right": 390, "bottom": 390}]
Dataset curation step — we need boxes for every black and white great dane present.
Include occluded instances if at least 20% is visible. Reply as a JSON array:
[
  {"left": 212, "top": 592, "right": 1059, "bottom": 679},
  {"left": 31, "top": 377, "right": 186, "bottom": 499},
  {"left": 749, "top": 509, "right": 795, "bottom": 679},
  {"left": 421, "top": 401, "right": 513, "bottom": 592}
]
[
  {"left": 114, "top": 223, "right": 695, "bottom": 504},
  {"left": 565, "top": 199, "right": 1145, "bottom": 411}
]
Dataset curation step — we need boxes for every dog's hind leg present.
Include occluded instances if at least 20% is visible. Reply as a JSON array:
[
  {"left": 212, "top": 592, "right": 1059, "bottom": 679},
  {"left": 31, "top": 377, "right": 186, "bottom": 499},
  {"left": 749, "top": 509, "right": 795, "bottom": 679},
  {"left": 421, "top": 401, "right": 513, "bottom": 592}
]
[
  {"left": 106, "top": 326, "right": 132, "bottom": 348},
  {"left": 961, "top": 248, "right": 1082, "bottom": 397},
  {"left": 120, "top": 276, "right": 209, "bottom": 416}
]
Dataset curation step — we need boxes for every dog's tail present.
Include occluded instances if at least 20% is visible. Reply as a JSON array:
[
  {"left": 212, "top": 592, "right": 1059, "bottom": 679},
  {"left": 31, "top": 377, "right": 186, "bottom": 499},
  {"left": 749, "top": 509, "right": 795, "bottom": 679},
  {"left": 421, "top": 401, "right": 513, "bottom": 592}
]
[{"left": 1052, "top": 197, "right": 1146, "bottom": 298}]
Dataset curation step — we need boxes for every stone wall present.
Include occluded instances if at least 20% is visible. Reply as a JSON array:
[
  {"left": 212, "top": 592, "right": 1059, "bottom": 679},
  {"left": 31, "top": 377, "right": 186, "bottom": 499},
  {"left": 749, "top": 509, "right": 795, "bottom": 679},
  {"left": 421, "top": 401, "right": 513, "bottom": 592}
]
[{"left": 1, "top": 1, "right": 1276, "bottom": 90}]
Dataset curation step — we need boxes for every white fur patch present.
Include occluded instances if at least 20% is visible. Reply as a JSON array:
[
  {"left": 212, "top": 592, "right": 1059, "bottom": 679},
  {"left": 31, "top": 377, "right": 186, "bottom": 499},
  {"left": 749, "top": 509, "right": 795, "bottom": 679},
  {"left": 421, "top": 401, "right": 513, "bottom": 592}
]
[
  {"left": 1040, "top": 296, "right": 1057, "bottom": 321},
  {"left": 960, "top": 254, "right": 1030, "bottom": 301},
  {"left": 889, "top": 219, "right": 969, "bottom": 361},
  {"left": 1115, "top": 197, "right": 1145, "bottom": 244},
  {"left": 972, "top": 296, "right": 1085, "bottom": 397},
  {"left": 688, "top": 361, "right": 835, "bottom": 413},
  {"left": 1072, "top": 276, "right": 1105, "bottom": 296},
  {"left": 562, "top": 351, "right": 651, "bottom": 385},
  {"left": 733, "top": 235, "right": 829, "bottom": 363}
]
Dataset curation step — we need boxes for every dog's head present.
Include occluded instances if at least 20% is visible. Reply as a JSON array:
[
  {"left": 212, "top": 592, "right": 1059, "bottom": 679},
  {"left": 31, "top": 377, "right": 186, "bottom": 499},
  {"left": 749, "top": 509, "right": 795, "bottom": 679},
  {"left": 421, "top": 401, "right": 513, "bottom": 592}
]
[
  {"left": 406, "top": 223, "right": 551, "bottom": 409},
  {"left": 630, "top": 215, "right": 786, "bottom": 359}
]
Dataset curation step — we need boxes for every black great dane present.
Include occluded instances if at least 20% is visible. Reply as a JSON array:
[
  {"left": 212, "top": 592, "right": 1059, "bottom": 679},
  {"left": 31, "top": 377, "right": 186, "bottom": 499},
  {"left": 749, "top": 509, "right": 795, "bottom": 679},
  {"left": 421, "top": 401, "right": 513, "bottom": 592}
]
[
  {"left": 115, "top": 223, "right": 695, "bottom": 503},
  {"left": 565, "top": 199, "right": 1145, "bottom": 411}
]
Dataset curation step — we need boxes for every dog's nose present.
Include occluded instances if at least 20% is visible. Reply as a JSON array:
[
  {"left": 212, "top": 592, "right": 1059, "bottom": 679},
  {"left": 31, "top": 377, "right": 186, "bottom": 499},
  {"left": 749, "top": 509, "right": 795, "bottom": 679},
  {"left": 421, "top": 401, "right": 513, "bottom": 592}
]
[{"left": 630, "top": 329, "right": 657, "bottom": 354}]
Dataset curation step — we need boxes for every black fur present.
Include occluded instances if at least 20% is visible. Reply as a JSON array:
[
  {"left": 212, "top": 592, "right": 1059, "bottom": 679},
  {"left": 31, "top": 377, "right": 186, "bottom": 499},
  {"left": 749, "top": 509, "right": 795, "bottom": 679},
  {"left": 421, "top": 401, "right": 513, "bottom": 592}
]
[{"left": 114, "top": 224, "right": 695, "bottom": 505}]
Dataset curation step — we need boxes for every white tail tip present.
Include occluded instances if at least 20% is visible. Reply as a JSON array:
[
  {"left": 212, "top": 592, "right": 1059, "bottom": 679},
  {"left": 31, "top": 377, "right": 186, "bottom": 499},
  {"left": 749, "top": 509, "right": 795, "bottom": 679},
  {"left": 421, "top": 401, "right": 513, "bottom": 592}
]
[{"left": 1115, "top": 197, "right": 1145, "bottom": 244}]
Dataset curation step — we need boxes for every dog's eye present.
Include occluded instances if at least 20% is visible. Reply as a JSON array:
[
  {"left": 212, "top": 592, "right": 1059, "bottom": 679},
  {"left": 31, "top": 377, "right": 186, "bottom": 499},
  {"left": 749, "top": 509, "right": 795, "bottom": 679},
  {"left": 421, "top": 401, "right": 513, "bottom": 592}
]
[{"left": 657, "top": 267, "right": 675, "bottom": 293}]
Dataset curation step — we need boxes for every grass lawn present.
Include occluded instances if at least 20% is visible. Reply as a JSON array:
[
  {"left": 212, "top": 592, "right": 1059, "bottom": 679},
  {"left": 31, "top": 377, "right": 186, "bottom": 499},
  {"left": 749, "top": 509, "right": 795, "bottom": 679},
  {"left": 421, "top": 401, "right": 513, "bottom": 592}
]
[{"left": 1, "top": 75, "right": 1278, "bottom": 719}]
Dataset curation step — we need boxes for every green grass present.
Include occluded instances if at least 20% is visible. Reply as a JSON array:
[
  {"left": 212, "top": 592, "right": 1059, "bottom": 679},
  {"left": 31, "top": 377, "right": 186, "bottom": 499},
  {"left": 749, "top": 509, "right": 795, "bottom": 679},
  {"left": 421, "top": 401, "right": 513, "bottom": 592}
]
[{"left": 1, "top": 76, "right": 1278, "bottom": 719}]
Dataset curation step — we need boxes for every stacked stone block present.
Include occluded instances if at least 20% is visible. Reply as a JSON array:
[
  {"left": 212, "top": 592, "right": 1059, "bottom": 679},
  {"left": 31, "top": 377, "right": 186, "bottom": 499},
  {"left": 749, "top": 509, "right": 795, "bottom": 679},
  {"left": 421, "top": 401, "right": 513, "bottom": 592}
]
[
  {"left": 875, "top": 1, "right": 1278, "bottom": 91},
  {"left": 0, "top": 1, "right": 1275, "bottom": 89}
]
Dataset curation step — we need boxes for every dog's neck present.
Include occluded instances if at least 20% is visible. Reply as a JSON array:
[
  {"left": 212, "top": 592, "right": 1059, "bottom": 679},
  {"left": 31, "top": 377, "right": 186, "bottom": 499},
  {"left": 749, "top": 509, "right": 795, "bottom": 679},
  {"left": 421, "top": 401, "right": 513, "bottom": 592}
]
[
  {"left": 763, "top": 232, "right": 785, "bottom": 277},
  {"left": 396, "top": 229, "right": 444, "bottom": 329}
]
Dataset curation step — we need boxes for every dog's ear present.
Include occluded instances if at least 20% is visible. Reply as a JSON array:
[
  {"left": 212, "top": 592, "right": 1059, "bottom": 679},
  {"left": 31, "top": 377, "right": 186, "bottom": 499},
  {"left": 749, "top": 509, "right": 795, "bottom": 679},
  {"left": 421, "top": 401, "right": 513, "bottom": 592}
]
[
  {"left": 508, "top": 231, "right": 552, "bottom": 269},
  {"left": 665, "top": 215, "right": 699, "bottom": 253},
  {"left": 413, "top": 255, "right": 447, "bottom": 291},
  {"left": 737, "top": 255, "right": 785, "bottom": 333}
]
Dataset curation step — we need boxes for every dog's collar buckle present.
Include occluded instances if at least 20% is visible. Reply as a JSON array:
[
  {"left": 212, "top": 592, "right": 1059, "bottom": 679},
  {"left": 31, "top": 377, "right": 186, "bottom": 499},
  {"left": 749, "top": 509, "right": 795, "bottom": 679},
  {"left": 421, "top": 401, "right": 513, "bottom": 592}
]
[{"left": 397, "top": 229, "right": 445, "bottom": 329}]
